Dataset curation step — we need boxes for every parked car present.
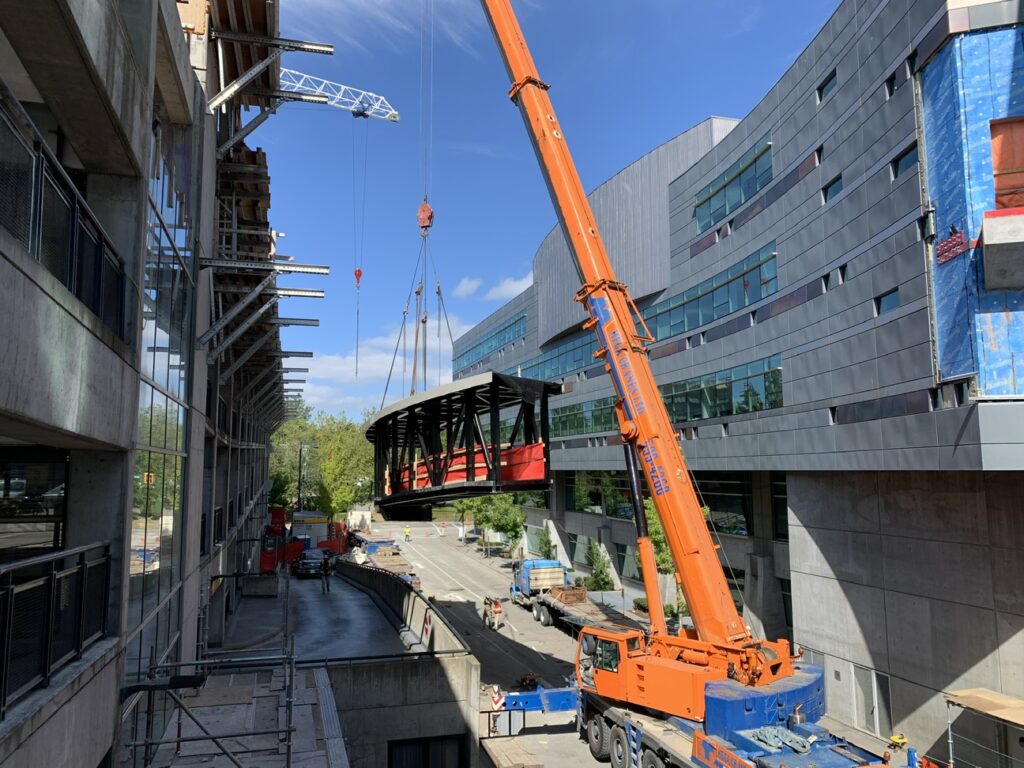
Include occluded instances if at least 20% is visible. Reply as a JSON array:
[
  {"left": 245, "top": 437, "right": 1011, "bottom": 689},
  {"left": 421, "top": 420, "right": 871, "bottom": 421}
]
[{"left": 292, "top": 549, "right": 326, "bottom": 578}]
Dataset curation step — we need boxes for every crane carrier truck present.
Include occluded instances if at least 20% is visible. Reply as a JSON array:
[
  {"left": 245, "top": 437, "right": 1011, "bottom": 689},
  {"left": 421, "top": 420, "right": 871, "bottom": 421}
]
[{"left": 476, "top": 2, "right": 939, "bottom": 767}]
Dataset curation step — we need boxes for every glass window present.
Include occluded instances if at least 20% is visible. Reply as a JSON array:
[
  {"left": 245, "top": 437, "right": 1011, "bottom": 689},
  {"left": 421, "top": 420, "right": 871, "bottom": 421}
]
[
  {"left": 771, "top": 473, "right": 788, "bottom": 541},
  {"left": 892, "top": 143, "right": 918, "bottom": 178},
  {"left": 823, "top": 175, "right": 844, "bottom": 203},
  {"left": 0, "top": 450, "right": 67, "bottom": 558},
  {"left": 875, "top": 288, "right": 900, "bottom": 315},
  {"left": 693, "top": 136, "right": 772, "bottom": 234},
  {"left": 817, "top": 69, "right": 837, "bottom": 102},
  {"left": 595, "top": 639, "right": 620, "bottom": 673}
]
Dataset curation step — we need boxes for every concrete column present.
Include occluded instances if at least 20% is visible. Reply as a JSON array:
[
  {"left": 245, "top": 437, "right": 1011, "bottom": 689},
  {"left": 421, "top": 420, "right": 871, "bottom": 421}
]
[
  {"left": 742, "top": 472, "right": 787, "bottom": 640},
  {"left": 66, "top": 449, "right": 130, "bottom": 636}
]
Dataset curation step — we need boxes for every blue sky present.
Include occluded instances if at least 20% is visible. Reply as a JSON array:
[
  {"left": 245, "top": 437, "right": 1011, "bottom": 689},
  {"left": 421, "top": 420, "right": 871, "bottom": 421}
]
[{"left": 258, "top": 0, "right": 838, "bottom": 418}]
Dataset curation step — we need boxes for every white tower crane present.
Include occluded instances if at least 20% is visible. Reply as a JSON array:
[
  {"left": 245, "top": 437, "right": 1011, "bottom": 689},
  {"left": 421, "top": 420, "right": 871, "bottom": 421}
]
[{"left": 280, "top": 69, "right": 400, "bottom": 122}]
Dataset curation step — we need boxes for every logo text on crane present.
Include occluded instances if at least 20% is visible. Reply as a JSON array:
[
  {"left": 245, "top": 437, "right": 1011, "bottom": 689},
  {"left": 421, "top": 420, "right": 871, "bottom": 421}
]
[{"left": 590, "top": 296, "right": 647, "bottom": 419}]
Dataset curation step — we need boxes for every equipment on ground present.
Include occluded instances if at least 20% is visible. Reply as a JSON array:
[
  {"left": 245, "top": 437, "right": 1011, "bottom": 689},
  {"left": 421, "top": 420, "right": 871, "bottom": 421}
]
[{"left": 477, "top": 2, "right": 936, "bottom": 767}]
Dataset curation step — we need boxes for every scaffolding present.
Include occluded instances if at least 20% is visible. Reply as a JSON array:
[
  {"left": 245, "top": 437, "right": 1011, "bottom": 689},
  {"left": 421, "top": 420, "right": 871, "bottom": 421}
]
[
  {"left": 945, "top": 688, "right": 1024, "bottom": 768},
  {"left": 122, "top": 646, "right": 298, "bottom": 767}
]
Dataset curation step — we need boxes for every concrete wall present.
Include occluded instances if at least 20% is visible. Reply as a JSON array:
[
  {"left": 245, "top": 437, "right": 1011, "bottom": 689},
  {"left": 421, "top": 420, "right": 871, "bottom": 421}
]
[
  {"left": 336, "top": 561, "right": 469, "bottom": 653},
  {"left": 789, "top": 470, "right": 1024, "bottom": 756},
  {"left": 332, "top": 562, "right": 480, "bottom": 768},
  {"left": 0, "top": 226, "right": 136, "bottom": 450},
  {"left": 0, "top": 640, "right": 120, "bottom": 768},
  {"left": 329, "top": 654, "right": 480, "bottom": 768}
]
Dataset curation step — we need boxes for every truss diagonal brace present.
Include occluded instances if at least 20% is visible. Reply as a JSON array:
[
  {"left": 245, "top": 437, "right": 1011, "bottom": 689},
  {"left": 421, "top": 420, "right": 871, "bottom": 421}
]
[
  {"left": 209, "top": 296, "right": 280, "bottom": 359},
  {"left": 198, "top": 273, "right": 276, "bottom": 346},
  {"left": 217, "top": 99, "right": 282, "bottom": 159},
  {"left": 209, "top": 49, "right": 283, "bottom": 111},
  {"left": 219, "top": 327, "right": 278, "bottom": 384}
]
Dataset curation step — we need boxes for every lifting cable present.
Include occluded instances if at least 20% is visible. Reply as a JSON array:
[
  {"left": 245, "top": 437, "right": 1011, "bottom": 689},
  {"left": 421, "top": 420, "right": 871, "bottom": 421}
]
[
  {"left": 691, "top": 477, "right": 756, "bottom": 638},
  {"left": 352, "top": 118, "right": 370, "bottom": 376},
  {"left": 379, "top": 0, "right": 458, "bottom": 406}
]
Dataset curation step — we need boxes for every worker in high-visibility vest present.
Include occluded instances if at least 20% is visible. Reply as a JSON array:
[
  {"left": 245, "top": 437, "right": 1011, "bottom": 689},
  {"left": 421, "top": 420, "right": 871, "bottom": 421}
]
[{"left": 404, "top": 526, "right": 411, "bottom": 542}]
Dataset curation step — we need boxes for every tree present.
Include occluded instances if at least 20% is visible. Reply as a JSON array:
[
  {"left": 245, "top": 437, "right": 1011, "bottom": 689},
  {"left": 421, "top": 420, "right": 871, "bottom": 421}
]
[
  {"left": 584, "top": 539, "right": 615, "bottom": 591},
  {"left": 269, "top": 472, "right": 290, "bottom": 507},
  {"left": 268, "top": 402, "right": 375, "bottom": 517},
  {"left": 537, "top": 524, "right": 555, "bottom": 560},
  {"left": 453, "top": 494, "right": 525, "bottom": 555},
  {"left": 642, "top": 498, "right": 676, "bottom": 575},
  {"left": 316, "top": 411, "right": 374, "bottom": 518}
]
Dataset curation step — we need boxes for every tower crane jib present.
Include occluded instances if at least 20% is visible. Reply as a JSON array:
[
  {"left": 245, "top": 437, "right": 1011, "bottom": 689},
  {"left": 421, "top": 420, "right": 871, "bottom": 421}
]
[{"left": 279, "top": 68, "right": 401, "bottom": 122}]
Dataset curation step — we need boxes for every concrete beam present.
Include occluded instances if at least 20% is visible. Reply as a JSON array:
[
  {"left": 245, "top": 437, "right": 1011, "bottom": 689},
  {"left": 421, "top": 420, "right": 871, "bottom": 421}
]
[
  {"left": 0, "top": 0, "right": 149, "bottom": 174},
  {"left": 154, "top": 0, "right": 194, "bottom": 124}
]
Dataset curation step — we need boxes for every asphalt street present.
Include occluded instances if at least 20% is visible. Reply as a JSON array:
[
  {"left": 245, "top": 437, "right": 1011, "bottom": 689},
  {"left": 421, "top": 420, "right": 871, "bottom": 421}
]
[{"left": 391, "top": 521, "right": 593, "bottom": 766}]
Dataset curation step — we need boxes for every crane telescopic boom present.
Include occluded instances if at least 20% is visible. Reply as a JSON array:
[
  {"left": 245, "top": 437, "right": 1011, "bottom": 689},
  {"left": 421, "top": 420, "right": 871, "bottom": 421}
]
[
  {"left": 479, "top": 0, "right": 747, "bottom": 647},
  {"left": 478, "top": 1, "right": 795, "bottom": 711}
]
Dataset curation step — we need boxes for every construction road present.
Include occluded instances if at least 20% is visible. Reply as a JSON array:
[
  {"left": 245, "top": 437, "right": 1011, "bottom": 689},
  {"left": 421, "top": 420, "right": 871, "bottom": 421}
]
[{"left": 391, "top": 520, "right": 592, "bottom": 767}]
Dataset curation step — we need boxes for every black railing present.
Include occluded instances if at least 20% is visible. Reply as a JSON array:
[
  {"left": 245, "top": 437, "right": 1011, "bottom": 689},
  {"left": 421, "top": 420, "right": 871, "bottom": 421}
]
[
  {"left": 0, "top": 542, "right": 110, "bottom": 718},
  {"left": 0, "top": 79, "right": 132, "bottom": 344}
]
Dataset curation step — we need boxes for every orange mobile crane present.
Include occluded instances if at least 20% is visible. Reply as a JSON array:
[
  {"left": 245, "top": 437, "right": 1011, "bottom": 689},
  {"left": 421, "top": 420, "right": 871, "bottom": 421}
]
[{"left": 479, "top": 3, "right": 937, "bottom": 768}]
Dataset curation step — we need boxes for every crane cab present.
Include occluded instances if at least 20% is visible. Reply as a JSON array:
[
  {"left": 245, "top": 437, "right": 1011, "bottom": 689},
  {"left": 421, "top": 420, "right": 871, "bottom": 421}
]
[{"left": 576, "top": 626, "right": 641, "bottom": 705}]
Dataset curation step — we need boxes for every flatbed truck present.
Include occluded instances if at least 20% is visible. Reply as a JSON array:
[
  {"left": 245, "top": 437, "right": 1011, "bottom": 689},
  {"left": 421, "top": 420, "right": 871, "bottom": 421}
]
[{"left": 510, "top": 559, "right": 643, "bottom": 633}]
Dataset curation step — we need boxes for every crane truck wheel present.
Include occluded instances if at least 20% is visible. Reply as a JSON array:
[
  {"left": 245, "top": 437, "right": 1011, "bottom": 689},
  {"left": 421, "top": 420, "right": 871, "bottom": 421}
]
[
  {"left": 640, "top": 749, "right": 666, "bottom": 768},
  {"left": 539, "top": 606, "right": 553, "bottom": 626},
  {"left": 609, "top": 725, "right": 629, "bottom": 768},
  {"left": 532, "top": 603, "right": 541, "bottom": 621},
  {"left": 586, "top": 714, "right": 611, "bottom": 761}
]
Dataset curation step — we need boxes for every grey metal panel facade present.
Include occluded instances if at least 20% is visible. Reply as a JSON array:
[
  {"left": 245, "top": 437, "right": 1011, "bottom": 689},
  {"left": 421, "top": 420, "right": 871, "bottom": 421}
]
[{"left": 534, "top": 117, "right": 738, "bottom": 345}]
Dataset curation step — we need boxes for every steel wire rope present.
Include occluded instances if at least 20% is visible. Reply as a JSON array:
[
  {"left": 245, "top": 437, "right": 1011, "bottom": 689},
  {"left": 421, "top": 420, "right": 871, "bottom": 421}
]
[
  {"left": 424, "top": 239, "right": 456, "bottom": 386},
  {"left": 688, "top": 473, "right": 756, "bottom": 639},
  {"left": 380, "top": 240, "right": 427, "bottom": 410},
  {"left": 352, "top": 119, "right": 371, "bottom": 376}
]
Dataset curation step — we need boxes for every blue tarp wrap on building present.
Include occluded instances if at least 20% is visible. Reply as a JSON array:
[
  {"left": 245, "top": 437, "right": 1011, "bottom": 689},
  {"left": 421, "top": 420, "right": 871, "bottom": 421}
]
[{"left": 921, "top": 27, "right": 1024, "bottom": 394}]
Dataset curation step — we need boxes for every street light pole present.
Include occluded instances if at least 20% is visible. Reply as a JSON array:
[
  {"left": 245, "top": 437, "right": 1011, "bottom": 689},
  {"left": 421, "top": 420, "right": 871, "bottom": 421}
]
[{"left": 297, "top": 443, "right": 304, "bottom": 516}]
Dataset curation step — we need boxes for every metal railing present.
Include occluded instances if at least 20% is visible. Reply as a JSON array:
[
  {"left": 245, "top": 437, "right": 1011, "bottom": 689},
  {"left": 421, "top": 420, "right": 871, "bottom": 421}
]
[
  {"left": 0, "top": 542, "right": 110, "bottom": 718},
  {"left": 0, "top": 78, "right": 131, "bottom": 344}
]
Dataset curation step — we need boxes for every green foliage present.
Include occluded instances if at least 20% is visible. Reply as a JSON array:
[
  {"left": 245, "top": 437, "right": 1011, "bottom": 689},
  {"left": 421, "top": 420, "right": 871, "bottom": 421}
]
[
  {"left": 269, "top": 402, "right": 375, "bottom": 516},
  {"left": 642, "top": 499, "right": 676, "bottom": 575},
  {"left": 584, "top": 539, "right": 615, "bottom": 591},
  {"left": 637, "top": 498, "right": 713, "bottom": 576},
  {"left": 633, "top": 596, "right": 648, "bottom": 612},
  {"left": 456, "top": 494, "right": 525, "bottom": 555},
  {"left": 269, "top": 473, "right": 290, "bottom": 507},
  {"left": 537, "top": 525, "right": 555, "bottom": 560}
]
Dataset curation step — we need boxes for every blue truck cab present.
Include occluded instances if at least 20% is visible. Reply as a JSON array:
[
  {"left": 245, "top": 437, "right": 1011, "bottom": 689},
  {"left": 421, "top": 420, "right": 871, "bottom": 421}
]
[{"left": 510, "top": 559, "right": 569, "bottom": 602}]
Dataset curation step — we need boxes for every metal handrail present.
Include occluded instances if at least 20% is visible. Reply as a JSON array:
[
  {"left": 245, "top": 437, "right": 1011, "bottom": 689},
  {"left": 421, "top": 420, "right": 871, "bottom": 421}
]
[
  {"left": 0, "top": 75, "right": 136, "bottom": 343},
  {"left": 0, "top": 541, "right": 108, "bottom": 576},
  {"left": 0, "top": 78, "right": 125, "bottom": 269},
  {"left": 0, "top": 541, "right": 111, "bottom": 718}
]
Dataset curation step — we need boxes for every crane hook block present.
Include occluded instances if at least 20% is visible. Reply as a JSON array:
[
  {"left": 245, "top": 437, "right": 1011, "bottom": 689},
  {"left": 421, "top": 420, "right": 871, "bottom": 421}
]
[
  {"left": 417, "top": 201, "right": 434, "bottom": 235},
  {"left": 354, "top": 267, "right": 363, "bottom": 288}
]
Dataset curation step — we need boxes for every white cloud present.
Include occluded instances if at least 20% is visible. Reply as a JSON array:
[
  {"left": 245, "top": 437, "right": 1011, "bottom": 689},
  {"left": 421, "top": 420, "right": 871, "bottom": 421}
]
[
  {"left": 453, "top": 277, "right": 482, "bottom": 297},
  {"left": 288, "top": 314, "right": 475, "bottom": 418},
  {"left": 485, "top": 272, "right": 532, "bottom": 300}
]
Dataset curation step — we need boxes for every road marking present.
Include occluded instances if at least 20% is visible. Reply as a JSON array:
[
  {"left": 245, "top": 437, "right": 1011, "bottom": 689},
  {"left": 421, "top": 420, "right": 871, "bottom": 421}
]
[{"left": 403, "top": 538, "right": 523, "bottom": 637}]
